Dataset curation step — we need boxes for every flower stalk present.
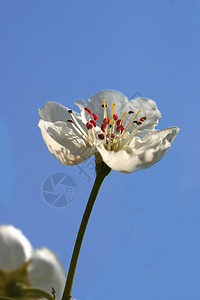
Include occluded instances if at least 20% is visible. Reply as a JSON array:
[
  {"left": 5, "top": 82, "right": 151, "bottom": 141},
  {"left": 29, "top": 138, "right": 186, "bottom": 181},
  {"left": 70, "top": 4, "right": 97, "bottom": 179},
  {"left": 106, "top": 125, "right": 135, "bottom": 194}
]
[
  {"left": 16, "top": 284, "right": 55, "bottom": 300},
  {"left": 61, "top": 162, "right": 111, "bottom": 300}
]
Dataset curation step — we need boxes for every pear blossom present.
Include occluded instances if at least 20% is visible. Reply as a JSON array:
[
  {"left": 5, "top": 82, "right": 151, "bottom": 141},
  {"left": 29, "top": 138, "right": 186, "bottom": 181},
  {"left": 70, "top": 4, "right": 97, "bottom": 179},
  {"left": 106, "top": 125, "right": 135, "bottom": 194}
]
[
  {"left": 0, "top": 225, "right": 66, "bottom": 299},
  {"left": 38, "top": 89, "right": 179, "bottom": 173}
]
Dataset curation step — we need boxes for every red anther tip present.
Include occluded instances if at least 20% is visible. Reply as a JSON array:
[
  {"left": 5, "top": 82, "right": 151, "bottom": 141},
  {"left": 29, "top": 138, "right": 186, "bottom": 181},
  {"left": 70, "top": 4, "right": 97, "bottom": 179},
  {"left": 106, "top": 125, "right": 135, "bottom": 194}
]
[
  {"left": 86, "top": 122, "right": 93, "bottom": 129},
  {"left": 90, "top": 120, "right": 96, "bottom": 127},
  {"left": 98, "top": 134, "right": 104, "bottom": 140},
  {"left": 116, "top": 119, "right": 122, "bottom": 126},
  {"left": 113, "top": 114, "right": 118, "bottom": 120},
  {"left": 111, "top": 134, "right": 115, "bottom": 138},
  {"left": 103, "top": 117, "right": 110, "bottom": 124},
  {"left": 84, "top": 107, "right": 92, "bottom": 114},
  {"left": 101, "top": 123, "right": 107, "bottom": 132},
  {"left": 116, "top": 125, "right": 124, "bottom": 133},
  {"left": 92, "top": 113, "right": 98, "bottom": 120},
  {"left": 140, "top": 117, "right": 147, "bottom": 122}
]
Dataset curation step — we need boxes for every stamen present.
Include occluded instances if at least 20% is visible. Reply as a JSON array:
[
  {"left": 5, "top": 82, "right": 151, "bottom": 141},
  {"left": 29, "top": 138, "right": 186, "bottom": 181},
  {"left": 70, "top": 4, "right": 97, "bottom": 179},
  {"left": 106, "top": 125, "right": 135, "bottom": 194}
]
[
  {"left": 123, "top": 124, "right": 139, "bottom": 146},
  {"left": 92, "top": 113, "right": 98, "bottom": 120},
  {"left": 123, "top": 109, "right": 141, "bottom": 135},
  {"left": 124, "top": 110, "right": 135, "bottom": 128},
  {"left": 91, "top": 125, "right": 96, "bottom": 142},
  {"left": 98, "top": 134, "right": 104, "bottom": 140},
  {"left": 120, "top": 112, "right": 127, "bottom": 125},
  {"left": 113, "top": 114, "right": 118, "bottom": 120},
  {"left": 69, "top": 110, "right": 89, "bottom": 138},
  {"left": 110, "top": 104, "right": 116, "bottom": 123},
  {"left": 86, "top": 122, "right": 93, "bottom": 130},
  {"left": 140, "top": 116, "right": 147, "bottom": 122},
  {"left": 67, "top": 120, "right": 89, "bottom": 142},
  {"left": 116, "top": 125, "right": 124, "bottom": 133},
  {"left": 107, "top": 124, "right": 113, "bottom": 150},
  {"left": 101, "top": 123, "right": 107, "bottom": 132},
  {"left": 90, "top": 120, "right": 96, "bottom": 127},
  {"left": 103, "top": 99, "right": 108, "bottom": 120},
  {"left": 103, "top": 117, "right": 110, "bottom": 124},
  {"left": 84, "top": 107, "right": 92, "bottom": 114},
  {"left": 137, "top": 121, "right": 143, "bottom": 125},
  {"left": 116, "top": 119, "right": 122, "bottom": 126},
  {"left": 72, "top": 100, "right": 146, "bottom": 152}
]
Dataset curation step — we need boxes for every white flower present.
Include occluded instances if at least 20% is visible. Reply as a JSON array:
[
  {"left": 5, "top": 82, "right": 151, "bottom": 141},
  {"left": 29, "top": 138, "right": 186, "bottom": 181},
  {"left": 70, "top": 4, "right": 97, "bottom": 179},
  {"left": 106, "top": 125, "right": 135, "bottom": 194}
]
[
  {"left": 0, "top": 225, "right": 33, "bottom": 272},
  {"left": 38, "top": 90, "right": 179, "bottom": 173},
  {"left": 0, "top": 225, "right": 65, "bottom": 299}
]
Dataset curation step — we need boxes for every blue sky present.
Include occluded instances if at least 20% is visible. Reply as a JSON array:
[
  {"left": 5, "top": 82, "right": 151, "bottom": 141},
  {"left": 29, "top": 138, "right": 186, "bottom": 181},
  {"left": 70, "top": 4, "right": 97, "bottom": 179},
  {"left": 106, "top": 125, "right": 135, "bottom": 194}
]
[{"left": 0, "top": 0, "right": 200, "bottom": 299}]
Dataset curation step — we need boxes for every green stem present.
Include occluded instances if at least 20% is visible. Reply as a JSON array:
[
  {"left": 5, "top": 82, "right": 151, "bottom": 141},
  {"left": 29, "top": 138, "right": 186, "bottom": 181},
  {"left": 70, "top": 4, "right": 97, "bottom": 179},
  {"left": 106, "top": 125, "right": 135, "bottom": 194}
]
[
  {"left": 62, "top": 162, "right": 111, "bottom": 300},
  {"left": 18, "top": 284, "right": 55, "bottom": 300}
]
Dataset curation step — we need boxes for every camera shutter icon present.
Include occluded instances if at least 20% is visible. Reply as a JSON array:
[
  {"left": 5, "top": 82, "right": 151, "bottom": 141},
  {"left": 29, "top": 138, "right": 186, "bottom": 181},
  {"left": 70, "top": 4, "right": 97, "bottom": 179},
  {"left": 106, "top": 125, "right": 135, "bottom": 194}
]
[{"left": 42, "top": 173, "right": 77, "bottom": 207}]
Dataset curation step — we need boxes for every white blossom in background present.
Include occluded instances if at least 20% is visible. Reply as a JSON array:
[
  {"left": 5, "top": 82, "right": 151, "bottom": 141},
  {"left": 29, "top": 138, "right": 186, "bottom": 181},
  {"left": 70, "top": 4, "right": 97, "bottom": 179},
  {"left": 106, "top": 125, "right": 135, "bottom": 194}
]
[
  {"left": 0, "top": 225, "right": 66, "bottom": 299},
  {"left": 38, "top": 89, "right": 179, "bottom": 173}
]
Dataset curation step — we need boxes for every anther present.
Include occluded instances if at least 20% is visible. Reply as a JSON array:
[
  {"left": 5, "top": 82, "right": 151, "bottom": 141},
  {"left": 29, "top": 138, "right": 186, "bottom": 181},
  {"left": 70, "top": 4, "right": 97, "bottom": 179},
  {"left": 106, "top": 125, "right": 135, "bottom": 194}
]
[
  {"left": 84, "top": 107, "right": 92, "bottom": 114},
  {"left": 86, "top": 122, "right": 93, "bottom": 129},
  {"left": 68, "top": 109, "right": 73, "bottom": 113},
  {"left": 116, "top": 119, "right": 122, "bottom": 126},
  {"left": 102, "top": 104, "right": 107, "bottom": 107},
  {"left": 90, "top": 120, "right": 96, "bottom": 127},
  {"left": 103, "top": 117, "right": 110, "bottom": 124},
  {"left": 128, "top": 110, "right": 134, "bottom": 114},
  {"left": 117, "top": 125, "right": 124, "bottom": 133},
  {"left": 140, "top": 117, "right": 147, "bottom": 122},
  {"left": 92, "top": 113, "right": 98, "bottom": 120},
  {"left": 98, "top": 134, "right": 104, "bottom": 140},
  {"left": 137, "top": 121, "right": 143, "bottom": 126},
  {"left": 101, "top": 123, "right": 107, "bottom": 132},
  {"left": 67, "top": 119, "right": 74, "bottom": 123},
  {"left": 113, "top": 114, "right": 118, "bottom": 120}
]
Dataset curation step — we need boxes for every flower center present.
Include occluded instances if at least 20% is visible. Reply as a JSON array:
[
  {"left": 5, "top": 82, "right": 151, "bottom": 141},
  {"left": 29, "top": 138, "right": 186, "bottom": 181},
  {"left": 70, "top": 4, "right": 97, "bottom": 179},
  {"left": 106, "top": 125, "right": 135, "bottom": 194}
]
[{"left": 67, "top": 99, "right": 147, "bottom": 151}]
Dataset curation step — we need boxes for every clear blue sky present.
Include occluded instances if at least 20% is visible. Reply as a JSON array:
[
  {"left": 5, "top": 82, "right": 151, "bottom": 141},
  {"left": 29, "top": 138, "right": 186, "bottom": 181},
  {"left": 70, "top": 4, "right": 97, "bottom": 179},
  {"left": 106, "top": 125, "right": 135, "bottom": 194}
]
[{"left": 0, "top": 1, "right": 200, "bottom": 299}]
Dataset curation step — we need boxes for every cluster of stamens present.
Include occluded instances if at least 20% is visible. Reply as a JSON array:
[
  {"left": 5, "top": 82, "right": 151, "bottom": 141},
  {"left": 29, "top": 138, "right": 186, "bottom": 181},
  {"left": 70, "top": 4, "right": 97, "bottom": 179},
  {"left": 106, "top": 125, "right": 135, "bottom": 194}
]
[{"left": 67, "top": 99, "right": 147, "bottom": 151}]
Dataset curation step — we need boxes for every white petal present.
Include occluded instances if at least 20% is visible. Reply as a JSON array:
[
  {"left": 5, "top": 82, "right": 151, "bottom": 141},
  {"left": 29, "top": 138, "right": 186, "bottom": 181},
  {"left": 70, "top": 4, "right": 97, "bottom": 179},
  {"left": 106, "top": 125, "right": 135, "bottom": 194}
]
[
  {"left": 39, "top": 101, "right": 78, "bottom": 123},
  {"left": 75, "top": 98, "right": 88, "bottom": 124},
  {"left": 122, "top": 96, "right": 161, "bottom": 135},
  {"left": 76, "top": 90, "right": 129, "bottom": 127},
  {"left": 28, "top": 248, "right": 66, "bottom": 299},
  {"left": 0, "top": 225, "right": 33, "bottom": 272},
  {"left": 96, "top": 127, "right": 179, "bottom": 173},
  {"left": 38, "top": 120, "right": 96, "bottom": 165}
]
